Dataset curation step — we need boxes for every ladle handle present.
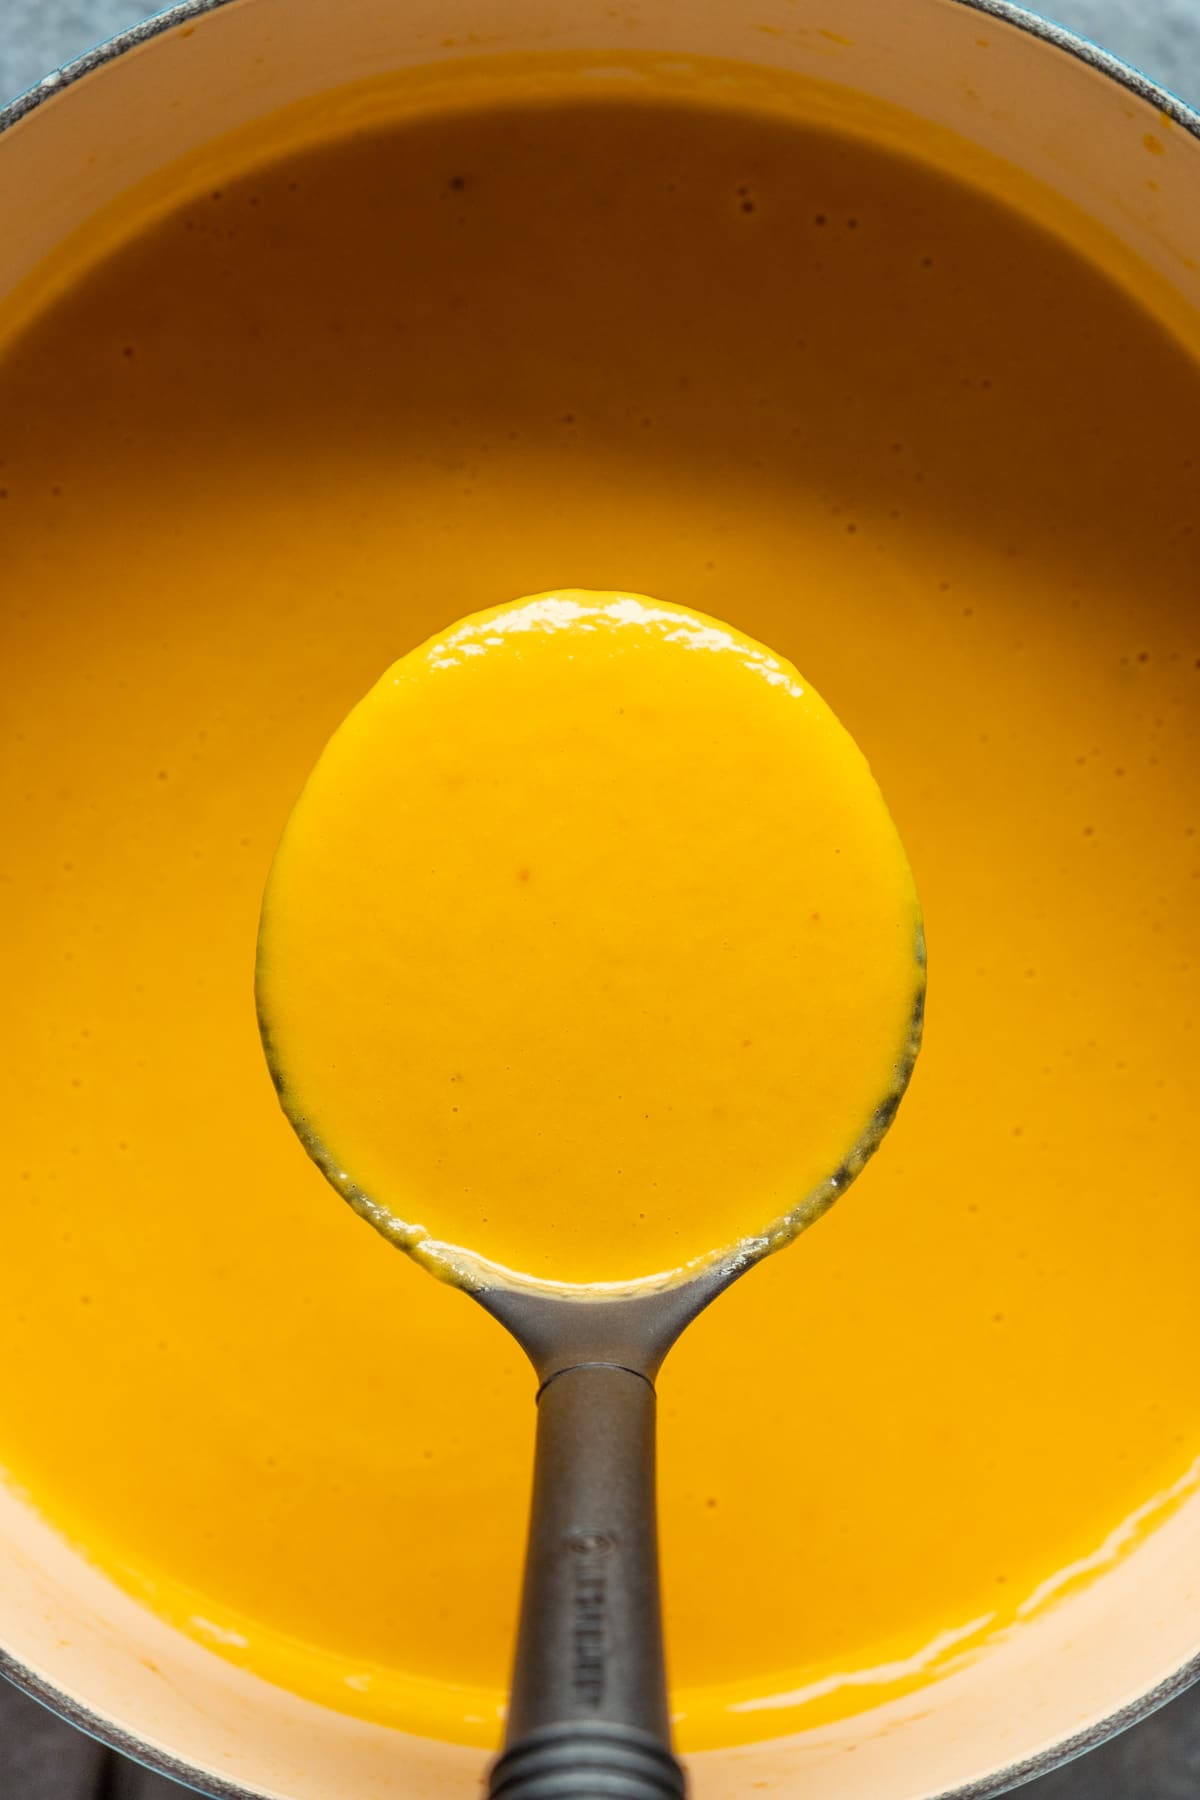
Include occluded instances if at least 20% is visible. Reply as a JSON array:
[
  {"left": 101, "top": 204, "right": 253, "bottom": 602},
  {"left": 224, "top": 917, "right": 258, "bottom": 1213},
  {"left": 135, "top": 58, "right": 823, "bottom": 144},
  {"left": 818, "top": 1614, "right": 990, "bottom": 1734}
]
[{"left": 488, "top": 1361, "right": 686, "bottom": 1800}]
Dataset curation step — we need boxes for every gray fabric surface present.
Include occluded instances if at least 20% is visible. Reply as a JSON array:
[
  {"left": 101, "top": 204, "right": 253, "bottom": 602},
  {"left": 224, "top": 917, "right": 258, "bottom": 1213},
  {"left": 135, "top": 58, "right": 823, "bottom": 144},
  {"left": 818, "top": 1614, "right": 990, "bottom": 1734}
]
[
  {"left": 0, "top": 0, "right": 152, "bottom": 101},
  {"left": 1038, "top": 0, "right": 1200, "bottom": 99},
  {"left": 1, "top": 0, "right": 1199, "bottom": 1795}
]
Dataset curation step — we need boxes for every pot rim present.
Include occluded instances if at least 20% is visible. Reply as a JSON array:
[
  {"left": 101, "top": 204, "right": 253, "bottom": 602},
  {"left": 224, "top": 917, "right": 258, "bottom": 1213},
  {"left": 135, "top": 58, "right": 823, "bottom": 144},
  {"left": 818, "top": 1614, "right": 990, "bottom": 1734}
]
[{"left": 1, "top": 1, "right": 1198, "bottom": 1795}]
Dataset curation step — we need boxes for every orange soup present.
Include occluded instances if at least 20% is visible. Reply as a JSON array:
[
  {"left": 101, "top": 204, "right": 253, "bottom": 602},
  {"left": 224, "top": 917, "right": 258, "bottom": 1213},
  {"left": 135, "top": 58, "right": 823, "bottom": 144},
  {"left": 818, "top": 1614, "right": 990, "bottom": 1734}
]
[
  {"left": 256, "top": 591, "right": 924, "bottom": 1288},
  {"left": 1, "top": 63, "right": 1199, "bottom": 1751}
]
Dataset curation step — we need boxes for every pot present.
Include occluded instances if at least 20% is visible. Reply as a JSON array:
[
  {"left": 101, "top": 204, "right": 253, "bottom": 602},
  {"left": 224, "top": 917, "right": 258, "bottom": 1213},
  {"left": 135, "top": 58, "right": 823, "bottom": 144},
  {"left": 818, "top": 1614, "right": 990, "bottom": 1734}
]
[{"left": 1, "top": 2, "right": 1198, "bottom": 1796}]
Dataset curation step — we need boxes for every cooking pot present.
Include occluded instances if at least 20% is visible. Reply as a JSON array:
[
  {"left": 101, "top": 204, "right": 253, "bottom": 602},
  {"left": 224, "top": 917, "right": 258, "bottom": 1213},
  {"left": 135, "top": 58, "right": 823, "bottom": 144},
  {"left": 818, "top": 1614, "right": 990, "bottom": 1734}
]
[{"left": 1, "top": 2, "right": 1198, "bottom": 1795}]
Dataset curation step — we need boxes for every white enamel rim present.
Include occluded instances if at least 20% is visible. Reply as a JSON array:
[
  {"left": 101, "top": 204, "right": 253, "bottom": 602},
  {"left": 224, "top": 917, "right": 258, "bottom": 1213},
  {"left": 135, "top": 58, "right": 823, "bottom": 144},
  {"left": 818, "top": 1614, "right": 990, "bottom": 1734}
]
[{"left": 1, "top": 3, "right": 1198, "bottom": 1797}]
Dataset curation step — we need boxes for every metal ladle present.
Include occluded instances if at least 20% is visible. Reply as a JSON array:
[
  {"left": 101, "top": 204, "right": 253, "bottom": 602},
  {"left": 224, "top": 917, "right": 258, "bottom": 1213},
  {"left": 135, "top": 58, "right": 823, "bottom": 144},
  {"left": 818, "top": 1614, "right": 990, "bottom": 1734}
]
[{"left": 255, "top": 594, "right": 924, "bottom": 1800}]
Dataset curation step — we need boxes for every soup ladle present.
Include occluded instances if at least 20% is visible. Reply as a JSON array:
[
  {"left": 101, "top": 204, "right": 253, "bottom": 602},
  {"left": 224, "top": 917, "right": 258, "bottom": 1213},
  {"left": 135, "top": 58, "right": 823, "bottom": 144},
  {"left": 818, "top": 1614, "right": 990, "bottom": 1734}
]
[{"left": 255, "top": 591, "right": 924, "bottom": 1800}]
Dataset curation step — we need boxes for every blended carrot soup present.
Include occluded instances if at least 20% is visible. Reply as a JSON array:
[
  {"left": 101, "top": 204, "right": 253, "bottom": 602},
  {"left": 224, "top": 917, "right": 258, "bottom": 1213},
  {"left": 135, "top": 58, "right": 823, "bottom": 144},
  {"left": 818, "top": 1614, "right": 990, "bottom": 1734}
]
[
  {"left": 1, "top": 60, "right": 1199, "bottom": 1751},
  {"left": 256, "top": 591, "right": 924, "bottom": 1288}
]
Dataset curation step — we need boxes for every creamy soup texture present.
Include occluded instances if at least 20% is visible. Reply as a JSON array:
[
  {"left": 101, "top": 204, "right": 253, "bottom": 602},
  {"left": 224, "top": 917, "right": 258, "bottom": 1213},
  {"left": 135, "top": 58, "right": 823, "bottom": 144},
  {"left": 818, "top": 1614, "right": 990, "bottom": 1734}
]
[
  {"left": 256, "top": 590, "right": 924, "bottom": 1288},
  {"left": 1, "top": 62, "right": 1199, "bottom": 1750}
]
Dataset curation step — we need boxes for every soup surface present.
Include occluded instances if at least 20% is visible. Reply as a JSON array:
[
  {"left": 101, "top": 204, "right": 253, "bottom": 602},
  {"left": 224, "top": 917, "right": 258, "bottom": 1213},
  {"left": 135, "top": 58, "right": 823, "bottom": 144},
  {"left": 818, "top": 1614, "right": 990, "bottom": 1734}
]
[
  {"left": 1, "top": 67, "right": 1199, "bottom": 1750},
  {"left": 257, "top": 591, "right": 923, "bottom": 1287}
]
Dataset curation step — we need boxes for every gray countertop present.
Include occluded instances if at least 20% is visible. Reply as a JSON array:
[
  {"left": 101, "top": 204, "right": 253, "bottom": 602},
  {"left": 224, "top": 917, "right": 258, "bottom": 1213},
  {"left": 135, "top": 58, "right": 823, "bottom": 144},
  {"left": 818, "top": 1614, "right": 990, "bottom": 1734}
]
[{"left": 2, "top": 2, "right": 1199, "bottom": 1796}]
